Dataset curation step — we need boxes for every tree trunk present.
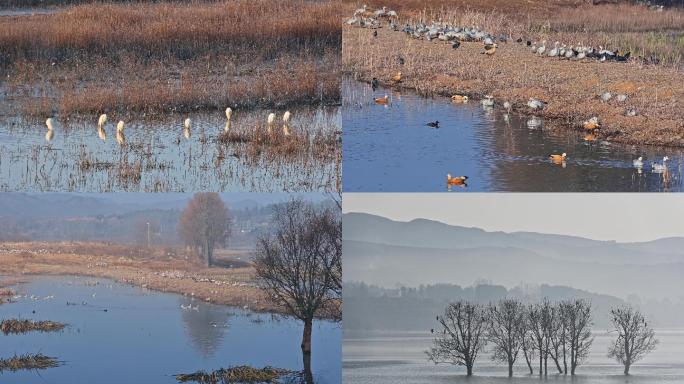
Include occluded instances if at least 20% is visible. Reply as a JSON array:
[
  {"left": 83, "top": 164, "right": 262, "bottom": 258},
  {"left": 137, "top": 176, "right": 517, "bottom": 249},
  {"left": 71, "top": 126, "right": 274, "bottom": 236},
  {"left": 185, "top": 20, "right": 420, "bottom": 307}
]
[
  {"left": 301, "top": 317, "right": 313, "bottom": 355},
  {"left": 508, "top": 361, "right": 513, "bottom": 377},
  {"left": 302, "top": 351, "right": 314, "bottom": 384},
  {"left": 466, "top": 362, "right": 473, "bottom": 376},
  {"left": 539, "top": 354, "right": 543, "bottom": 375},
  {"left": 624, "top": 363, "right": 630, "bottom": 375},
  {"left": 551, "top": 355, "right": 563, "bottom": 374},
  {"left": 523, "top": 348, "right": 533, "bottom": 374}
]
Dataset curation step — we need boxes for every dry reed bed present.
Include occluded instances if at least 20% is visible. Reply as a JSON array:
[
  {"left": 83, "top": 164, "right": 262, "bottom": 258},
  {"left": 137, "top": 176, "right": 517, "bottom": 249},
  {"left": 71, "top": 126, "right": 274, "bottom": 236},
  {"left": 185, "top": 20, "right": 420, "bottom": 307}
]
[
  {"left": 344, "top": 16, "right": 684, "bottom": 147},
  {"left": 0, "top": 0, "right": 341, "bottom": 117},
  {"left": 0, "top": 353, "right": 61, "bottom": 372},
  {"left": 0, "top": 319, "right": 66, "bottom": 335}
]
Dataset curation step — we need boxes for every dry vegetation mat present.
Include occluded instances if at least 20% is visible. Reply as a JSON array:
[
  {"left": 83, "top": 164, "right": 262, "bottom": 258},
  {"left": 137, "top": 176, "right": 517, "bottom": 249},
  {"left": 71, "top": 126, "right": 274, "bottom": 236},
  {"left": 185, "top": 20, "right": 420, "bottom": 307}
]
[
  {"left": 1, "top": 0, "right": 341, "bottom": 117},
  {"left": 343, "top": 1, "right": 684, "bottom": 147},
  {"left": 0, "top": 319, "right": 66, "bottom": 335},
  {"left": 175, "top": 365, "right": 295, "bottom": 384},
  {"left": 0, "top": 353, "right": 61, "bottom": 372}
]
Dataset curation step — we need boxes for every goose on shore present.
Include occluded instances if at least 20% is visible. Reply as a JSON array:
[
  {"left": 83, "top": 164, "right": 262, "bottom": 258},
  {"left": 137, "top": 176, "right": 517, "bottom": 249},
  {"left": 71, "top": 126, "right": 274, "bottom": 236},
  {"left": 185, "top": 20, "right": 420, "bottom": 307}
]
[
  {"left": 481, "top": 95, "right": 494, "bottom": 107},
  {"left": 583, "top": 116, "right": 601, "bottom": 130},
  {"left": 536, "top": 41, "right": 547, "bottom": 55},
  {"left": 601, "top": 92, "right": 612, "bottom": 102},
  {"left": 527, "top": 98, "right": 546, "bottom": 110}
]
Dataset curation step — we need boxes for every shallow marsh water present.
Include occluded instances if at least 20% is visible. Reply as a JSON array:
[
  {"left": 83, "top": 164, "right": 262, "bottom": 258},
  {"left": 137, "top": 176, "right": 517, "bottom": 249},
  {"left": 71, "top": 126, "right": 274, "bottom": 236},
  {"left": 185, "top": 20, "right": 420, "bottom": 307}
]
[
  {"left": 0, "top": 276, "right": 341, "bottom": 383},
  {"left": 0, "top": 107, "right": 340, "bottom": 192},
  {"left": 343, "top": 78, "right": 684, "bottom": 192},
  {"left": 344, "top": 330, "right": 684, "bottom": 384}
]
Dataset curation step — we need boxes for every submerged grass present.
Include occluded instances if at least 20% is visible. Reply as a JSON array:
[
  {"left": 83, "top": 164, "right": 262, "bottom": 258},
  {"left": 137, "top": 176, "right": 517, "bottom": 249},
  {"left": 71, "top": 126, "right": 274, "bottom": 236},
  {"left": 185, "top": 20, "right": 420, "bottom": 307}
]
[
  {"left": 0, "top": 319, "right": 66, "bottom": 335},
  {"left": 1, "top": 0, "right": 341, "bottom": 117},
  {"left": 175, "top": 365, "right": 294, "bottom": 384},
  {"left": 0, "top": 353, "right": 61, "bottom": 372}
]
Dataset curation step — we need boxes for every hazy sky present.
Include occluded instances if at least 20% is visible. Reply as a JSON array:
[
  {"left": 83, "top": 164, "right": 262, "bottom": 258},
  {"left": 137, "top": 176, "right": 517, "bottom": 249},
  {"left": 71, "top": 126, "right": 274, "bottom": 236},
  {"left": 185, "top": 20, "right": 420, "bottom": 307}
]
[{"left": 344, "top": 193, "right": 684, "bottom": 242}]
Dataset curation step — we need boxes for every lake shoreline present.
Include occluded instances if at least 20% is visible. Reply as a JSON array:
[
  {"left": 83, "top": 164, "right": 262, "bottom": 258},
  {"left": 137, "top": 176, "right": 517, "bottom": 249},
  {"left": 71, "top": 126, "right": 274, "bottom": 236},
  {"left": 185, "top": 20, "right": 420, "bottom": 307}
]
[{"left": 343, "top": 26, "right": 684, "bottom": 149}]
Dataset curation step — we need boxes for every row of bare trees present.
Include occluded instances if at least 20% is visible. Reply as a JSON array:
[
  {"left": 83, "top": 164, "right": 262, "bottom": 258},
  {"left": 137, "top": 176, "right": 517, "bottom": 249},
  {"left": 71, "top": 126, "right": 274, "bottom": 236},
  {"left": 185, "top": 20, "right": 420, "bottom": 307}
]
[{"left": 427, "top": 299, "right": 657, "bottom": 377}]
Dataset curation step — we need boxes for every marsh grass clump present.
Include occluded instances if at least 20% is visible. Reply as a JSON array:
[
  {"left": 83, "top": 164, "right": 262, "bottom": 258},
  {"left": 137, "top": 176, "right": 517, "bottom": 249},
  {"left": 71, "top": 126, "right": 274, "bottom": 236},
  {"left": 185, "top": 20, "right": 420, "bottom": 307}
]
[
  {"left": 0, "top": 353, "right": 61, "bottom": 372},
  {"left": 175, "top": 365, "right": 294, "bottom": 384},
  {"left": 0, "top": 319, "right": 66, "bottom": 335}
]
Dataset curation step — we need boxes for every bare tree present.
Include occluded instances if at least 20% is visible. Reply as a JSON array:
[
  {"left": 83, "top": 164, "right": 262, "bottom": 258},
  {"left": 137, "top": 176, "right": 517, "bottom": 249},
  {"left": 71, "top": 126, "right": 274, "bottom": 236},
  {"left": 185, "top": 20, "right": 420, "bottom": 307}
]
[
  {"left": 565, "top": 299, "right": 593, "bottom": 375},
  {"left": 520, "top": 320, "right": 537, "bottom": 375},
  {"left": 527, "top": 301, "right": 548, "bottom": 375},
  {"left": 253, "top": 199, "right": 341, "bottom": 358},
  {"left": 427, "top": 301, "right": 487, "bottom": 376},
  {"left": 487, "top": 299, "right": 526, "bottom": 377},
  {"left": 608, "top": 305, "right": 658, "bottom": 375},
  {"left": 178, "top": 193, "right": 230, "bottom": 267}
]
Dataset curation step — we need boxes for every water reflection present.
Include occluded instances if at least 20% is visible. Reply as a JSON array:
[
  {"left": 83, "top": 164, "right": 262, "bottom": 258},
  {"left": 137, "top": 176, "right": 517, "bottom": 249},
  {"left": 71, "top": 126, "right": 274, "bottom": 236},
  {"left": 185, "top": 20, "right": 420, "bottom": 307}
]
[
  {"left": 343, "top": 78, "right": 684, "bottom": 192},
  {"left": 179, "top": 297, "right": 227, "bottom": 358},
  {"left": 0, "top": 107, "right": 340, "bottom": 192},
  {"left": 0, "top": 276, "right": 341, "bottom": 384}
]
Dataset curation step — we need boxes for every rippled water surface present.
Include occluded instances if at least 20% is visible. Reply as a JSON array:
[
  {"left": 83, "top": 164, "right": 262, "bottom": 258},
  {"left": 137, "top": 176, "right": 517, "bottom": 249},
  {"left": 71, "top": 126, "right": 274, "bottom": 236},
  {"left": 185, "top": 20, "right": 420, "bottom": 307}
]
[
  {"left": 344, "top": 330, "right": 684, "bottom": 383},
  {"left": 0, "top": 107, "right": 340, "bottom": 192},
  {"left": 0, "top": 276, "right": 341, "bottom": 384},
  {"left": 343, "top": 78, "right": 684, "bottom": 192}
]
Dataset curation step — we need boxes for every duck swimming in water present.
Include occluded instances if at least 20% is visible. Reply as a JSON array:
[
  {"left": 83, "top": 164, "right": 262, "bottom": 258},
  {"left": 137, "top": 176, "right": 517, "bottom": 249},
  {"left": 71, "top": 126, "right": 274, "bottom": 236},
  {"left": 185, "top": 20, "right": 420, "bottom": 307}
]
[
  {"left": 446, "top": 174, "right": 468, "bottom": 186},
  {"left": 426, "top": 121, "right": 440, "bottom": 128},
  {"left": 371, "top": 78, "right": 379, "bottom": 90},
  {"left": 451, "top": 95, "right": 469, "bottom": 103},
  {"left": 374, "top": 95, "right": 389, "bottom": 104},
  {"left": 548, "top": 152, "right": 567, "bottom": 163},
  {"left": 652, "top": 156, "right": 669, "bottom": 172}
]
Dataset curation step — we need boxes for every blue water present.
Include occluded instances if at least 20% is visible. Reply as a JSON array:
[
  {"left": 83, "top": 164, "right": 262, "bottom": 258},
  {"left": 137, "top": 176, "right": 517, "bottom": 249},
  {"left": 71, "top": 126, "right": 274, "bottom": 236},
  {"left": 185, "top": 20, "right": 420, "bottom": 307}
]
[
  {"left": 343, "top": 78, "right": 684, "bottom": 192},
  {"left": 0, "top": 276, "right": 341, "bottom": 384}
]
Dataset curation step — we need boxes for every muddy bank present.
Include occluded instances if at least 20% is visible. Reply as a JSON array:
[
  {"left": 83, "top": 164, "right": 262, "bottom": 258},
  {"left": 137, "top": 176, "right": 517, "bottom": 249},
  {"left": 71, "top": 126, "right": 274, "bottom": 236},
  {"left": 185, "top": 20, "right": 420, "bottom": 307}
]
[
  {"left": 343, "top": 26, "right": 684, "bottom": 148},
  {"left": 0, "top": 242, "right": 276, "bottom": 313}
]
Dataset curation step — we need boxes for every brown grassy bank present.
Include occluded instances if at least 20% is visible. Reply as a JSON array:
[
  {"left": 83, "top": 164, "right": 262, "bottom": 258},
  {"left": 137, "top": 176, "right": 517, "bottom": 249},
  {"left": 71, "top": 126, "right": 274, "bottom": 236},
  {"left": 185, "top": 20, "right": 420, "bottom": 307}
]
[
  {"left": 0, "top": 241, "right": 276, "bottom": 312},
  {"left": 0, "top": 0, "right": 341, "bottom": 117},
  {"left": 343, "top": 2, "right": 684, "bottom": 147}
]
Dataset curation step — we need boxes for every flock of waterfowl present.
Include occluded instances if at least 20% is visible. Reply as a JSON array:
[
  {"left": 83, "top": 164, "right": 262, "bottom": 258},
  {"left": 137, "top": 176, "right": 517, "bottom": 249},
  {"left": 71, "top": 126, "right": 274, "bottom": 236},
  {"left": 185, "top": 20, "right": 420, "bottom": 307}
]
[
  {"left": 42, "top": 108, "right": 295, "bottom": 145},
  {"left": 348, "top": 5, "right": 671, "bottom": 188}
]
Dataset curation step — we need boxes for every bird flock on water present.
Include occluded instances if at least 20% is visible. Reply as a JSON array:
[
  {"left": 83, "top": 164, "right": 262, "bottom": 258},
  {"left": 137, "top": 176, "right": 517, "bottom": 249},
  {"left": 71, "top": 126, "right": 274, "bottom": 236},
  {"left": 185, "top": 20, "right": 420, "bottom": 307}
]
[
  {"left": 42, "top": 109, "right": 295, "bottom": 146},
  {"left": 347, "top": 5, "right": 673, "bottom": 188}
]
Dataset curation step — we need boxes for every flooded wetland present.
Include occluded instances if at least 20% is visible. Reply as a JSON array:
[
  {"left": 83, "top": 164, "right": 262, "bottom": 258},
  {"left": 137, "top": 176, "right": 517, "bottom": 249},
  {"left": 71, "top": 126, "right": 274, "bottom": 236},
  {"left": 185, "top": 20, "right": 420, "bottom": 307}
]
[
  {"left": 0, "top": 276, "right": 341, "bottom": 384},
  {"left": 0, "top": 108, "right": 340, "bottom": 192}
]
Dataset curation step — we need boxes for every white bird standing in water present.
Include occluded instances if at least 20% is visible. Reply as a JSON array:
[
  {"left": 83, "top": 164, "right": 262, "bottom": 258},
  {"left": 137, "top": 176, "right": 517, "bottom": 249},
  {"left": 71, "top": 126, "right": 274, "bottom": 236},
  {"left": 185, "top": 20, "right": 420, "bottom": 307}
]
[
  {"left": 45, "top": 118, "right": 54, "bottom": 142},
  {"left": 116, "top": 121, "right": 126, "bottom": 145},
  {"left": 282, "top": 111, "right": 291, "bottom": 136},
  {"left": 267, "top": 112, "right": 276, "bottom": 135},
  {"left": 224, "top": 107, "right": 232, "bottom": 133},
  {"left": 184, "top": 117, "right": 191, "bottom": 139},
  {"left": 97, "top": 114, "right": 107, "bottom": 141}
]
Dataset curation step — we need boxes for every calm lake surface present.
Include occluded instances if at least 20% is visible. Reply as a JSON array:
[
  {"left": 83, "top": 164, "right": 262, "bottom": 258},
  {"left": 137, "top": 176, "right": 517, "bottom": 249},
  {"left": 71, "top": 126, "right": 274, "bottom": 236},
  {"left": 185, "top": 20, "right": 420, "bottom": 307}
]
[
  {"left": 344, "top": 330, "right": 684, "bottom": 383},
  {"left": 0, "top": 107, "right": 340, "bottom": 192},
  {"left": 0, "top": 276, "right": 341, "bottom": 384},
  {"left": 343, "top": 78, "right": 684, "bottom": 192}
]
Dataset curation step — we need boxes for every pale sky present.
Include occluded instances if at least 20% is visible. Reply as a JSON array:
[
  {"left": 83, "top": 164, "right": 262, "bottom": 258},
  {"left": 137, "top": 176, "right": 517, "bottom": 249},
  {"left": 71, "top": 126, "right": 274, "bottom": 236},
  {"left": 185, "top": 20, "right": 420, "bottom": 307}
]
[{"left": 343, "top": 193, "right": 684, "bottom": 243}]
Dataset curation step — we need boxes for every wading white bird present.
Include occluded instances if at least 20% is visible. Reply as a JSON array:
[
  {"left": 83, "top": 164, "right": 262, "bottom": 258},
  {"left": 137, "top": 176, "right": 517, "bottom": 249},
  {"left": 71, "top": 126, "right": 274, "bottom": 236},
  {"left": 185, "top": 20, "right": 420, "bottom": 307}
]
[
  {"left": 652, "top": 156, "right": 669, "bottom": 173},
  {"left": 98, "top": 113, "right": 107, "bottom": 127},
  {"left": 184, "top": 117, "right": 191, "bottom": 139},
  {"left": 225, "top": 107, "right": 232, "bottom": 133},
  {"left": 116, "top": 121, "right": 126, "bottom": 145},
  {"left": 481, "top": 95, "right": 494, "bottom": 107},
  {"left": 282, "top": 111, "right": 291, "bottom": 136},
  {"left": 633, "top": 156, "right": 644, "bottom": 168},
  {"left": 45, "top": 118, "right": 54, "bottom": 142},
  {"left": 267, "top": 112, "right": 276, "bottom": 134}
]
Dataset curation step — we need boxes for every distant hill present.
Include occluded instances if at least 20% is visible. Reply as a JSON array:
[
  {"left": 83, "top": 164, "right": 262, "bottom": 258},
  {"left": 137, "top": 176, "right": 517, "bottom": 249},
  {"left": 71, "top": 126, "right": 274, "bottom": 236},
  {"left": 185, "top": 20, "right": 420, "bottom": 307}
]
[{"left": 343, "top": 213, "right": 684, "bottom": 300}]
